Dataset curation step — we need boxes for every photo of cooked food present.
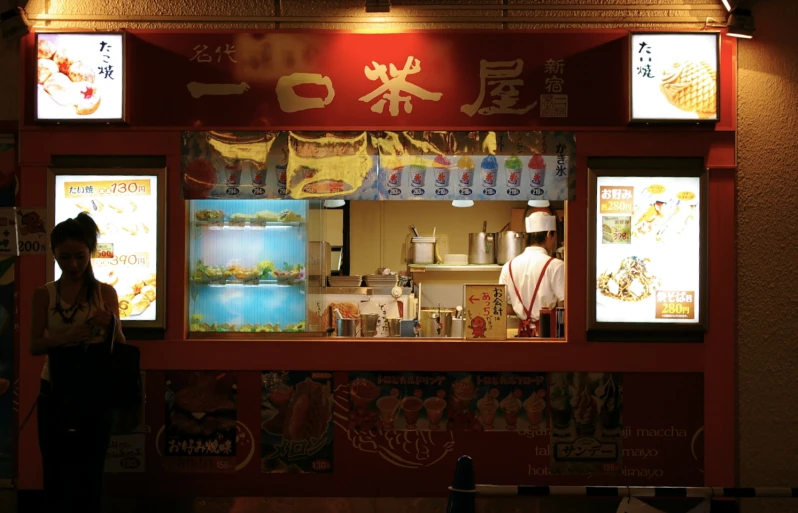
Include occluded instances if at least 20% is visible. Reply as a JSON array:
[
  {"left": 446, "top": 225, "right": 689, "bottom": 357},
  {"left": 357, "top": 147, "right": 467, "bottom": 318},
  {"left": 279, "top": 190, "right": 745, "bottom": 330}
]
[
  {"left": 631, "top": 33, "right": 718, "bottom": 121},
  {"left": 597, "top": 256, "right": 659, "bottom": 302},
  {"left": 54, "top": 174, "right": 161, "bottom": 322},
  {"left": 165, "top": 371, "right": 238, "bottom": 459},
  {"left": 595, "top": 175, "right": 701, "bottom": 324},
  {"left": 261, "top": 371, "right": 334, "bottom": 473},
  {"left": 660, "top": 60, "right": 717, "bottom": 120},
  {"left": 36, "top": 34, "right": 123, "bottom": 120}
]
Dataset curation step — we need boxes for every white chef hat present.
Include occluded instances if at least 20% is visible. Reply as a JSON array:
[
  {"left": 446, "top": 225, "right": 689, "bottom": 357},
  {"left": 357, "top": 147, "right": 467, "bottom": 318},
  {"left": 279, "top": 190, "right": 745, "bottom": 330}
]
[{"left": 525, "top": 212, "right": 557, "bottom": 233}]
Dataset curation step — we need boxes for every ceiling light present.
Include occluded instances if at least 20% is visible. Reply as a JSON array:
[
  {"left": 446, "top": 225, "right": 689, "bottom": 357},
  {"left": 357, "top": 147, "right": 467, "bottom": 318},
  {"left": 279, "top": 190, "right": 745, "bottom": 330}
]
[
  {"left": 323, "top": 199, "right": 346, "bottom": 208},
  {"left": 727, "top": 9, "right": 755, "bottom": 38},
  {"left": 452, "top": 200, "right": 474, "bottom": 208},
  {"left": 0, "top": 7, "right": 31, "bottom": 41},
  {"left": 365, "top": 0, "right": 390, "bottom": 13},
  {"left": 527, "top": 200, "right": 550, "bottom": 207}
]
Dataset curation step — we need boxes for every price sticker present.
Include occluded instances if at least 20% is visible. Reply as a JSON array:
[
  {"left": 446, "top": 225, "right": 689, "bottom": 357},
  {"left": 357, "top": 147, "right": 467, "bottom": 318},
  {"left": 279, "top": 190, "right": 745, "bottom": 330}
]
[
  {"left": 599, "top": 186, "right": 634, "bottom": 214},
  {"left": 96, "top": 243, "right": 114, "bottom": 259},
  {"left": 655, "top": 290, "right": 696, "bottom": 320}
]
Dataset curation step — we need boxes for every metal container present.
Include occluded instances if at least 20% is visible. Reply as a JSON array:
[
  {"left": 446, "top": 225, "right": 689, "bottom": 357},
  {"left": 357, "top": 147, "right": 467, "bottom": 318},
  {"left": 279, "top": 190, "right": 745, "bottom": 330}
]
[
  {"left": 336, "top": 318, "right": 357, "bottom": 337},
  {"left": 450, "top": 318, "right": 466, "bottom": 339},
  {"left": 360, "top": 313, "right": 379, "bottom": 337},
  {"left": 386, "top": 318, "right": 402, "bottom": 337},
  {"left": 411, "top": 237, "right": 436, "bottom": 264},
  {"left": 419, "top": 310, "right": 454, "bottom": 337},
  {"left": 468, "top": 232, "right": 496, "bottom": 264},
  {"left": 496, "top": 231, "right": 525, "bottom": 264}
]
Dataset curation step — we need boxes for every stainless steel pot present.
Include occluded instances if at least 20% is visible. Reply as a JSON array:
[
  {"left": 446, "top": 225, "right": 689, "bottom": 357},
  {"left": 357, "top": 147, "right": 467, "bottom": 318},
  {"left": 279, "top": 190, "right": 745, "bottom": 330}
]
[
  {"left": 336, "top": 318, "right": 357, "bottom": 337},
  {"left": 468, "top": 232, "right": 496, "bottom": 264},
  {"left": 496, "top": 231, "right": 525, "bottom": 264}
]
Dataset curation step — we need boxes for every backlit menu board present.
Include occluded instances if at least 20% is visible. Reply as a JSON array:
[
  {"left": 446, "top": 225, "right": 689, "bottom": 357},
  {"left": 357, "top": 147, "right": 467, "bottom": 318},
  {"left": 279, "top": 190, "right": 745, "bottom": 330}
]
[
  {"left": 590, "top": 172, "right": 706, "bottom": 329},
  {"left": 36, "top": 32, "right": 125, "bottom": 122},
  {"left": 50, "top": 171, "right": 164, "bottom": 327},
  {"left": 630, "top": 33, "right": 719, "bottom": 122}
]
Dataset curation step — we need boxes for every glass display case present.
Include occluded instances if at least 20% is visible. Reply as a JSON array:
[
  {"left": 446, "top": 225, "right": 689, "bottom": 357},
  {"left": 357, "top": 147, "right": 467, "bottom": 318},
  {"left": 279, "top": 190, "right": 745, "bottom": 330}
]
[{"left": 187, "top": 199, "right": 324, "bottom": 336}]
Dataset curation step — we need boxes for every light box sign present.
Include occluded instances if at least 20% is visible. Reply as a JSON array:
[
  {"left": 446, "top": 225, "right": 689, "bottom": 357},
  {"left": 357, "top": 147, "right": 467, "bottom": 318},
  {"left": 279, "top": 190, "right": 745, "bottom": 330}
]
[
  {"left": 630, "top": 33, "right": 720, "bottom": 122},
  {"left": 589, "top": 170, "right": 707, "bottom": 330},
  {"left": 50, "top": 170, "right": 165, "bottom": 327},
  {"left": 35, "top": 32, "right": 125, "bottom": 122}
]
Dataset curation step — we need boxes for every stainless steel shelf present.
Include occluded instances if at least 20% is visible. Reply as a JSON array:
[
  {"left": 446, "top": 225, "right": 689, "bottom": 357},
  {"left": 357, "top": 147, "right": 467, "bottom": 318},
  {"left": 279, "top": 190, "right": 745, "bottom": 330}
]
[{"left": 408, "top": 264, "right": 503, "bottom": 272}]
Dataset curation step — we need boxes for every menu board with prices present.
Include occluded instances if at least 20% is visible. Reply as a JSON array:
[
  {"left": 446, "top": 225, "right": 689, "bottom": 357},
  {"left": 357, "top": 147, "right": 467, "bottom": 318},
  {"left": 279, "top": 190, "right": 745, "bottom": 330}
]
[
  {"left": 36, "top": 33, "right": 125, "bottom": 122},
  {"left": 463, "top": 284, "right": 507, "bottom": 340},
  {"left": 630, "top": 33, "right": 719, "bottom": 122},
  {"left": 50, "top": 171, "right": 164, "bottom": 326},
  {"left": 591, "top": 173, "right": 704, "bottom": 328}
]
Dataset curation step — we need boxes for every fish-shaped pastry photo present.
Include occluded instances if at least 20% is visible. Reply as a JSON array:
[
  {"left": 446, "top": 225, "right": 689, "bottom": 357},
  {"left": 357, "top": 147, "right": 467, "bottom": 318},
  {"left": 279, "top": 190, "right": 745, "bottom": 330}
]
[{"left": 660, "top": 60, "right": 717, "bottom": 119}]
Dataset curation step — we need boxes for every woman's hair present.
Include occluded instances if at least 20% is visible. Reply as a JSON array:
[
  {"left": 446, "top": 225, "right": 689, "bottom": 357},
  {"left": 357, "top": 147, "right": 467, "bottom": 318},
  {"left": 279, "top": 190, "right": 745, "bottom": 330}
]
[{"left": 51, "top": 212, "right": 101, "bottom": 303}]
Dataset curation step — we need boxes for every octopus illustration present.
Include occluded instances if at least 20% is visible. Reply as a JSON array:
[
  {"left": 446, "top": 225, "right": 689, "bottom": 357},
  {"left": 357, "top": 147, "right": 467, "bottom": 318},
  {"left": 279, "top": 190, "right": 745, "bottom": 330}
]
[{"left": 469, "top": 316, "right": 487, "bottom": 338}]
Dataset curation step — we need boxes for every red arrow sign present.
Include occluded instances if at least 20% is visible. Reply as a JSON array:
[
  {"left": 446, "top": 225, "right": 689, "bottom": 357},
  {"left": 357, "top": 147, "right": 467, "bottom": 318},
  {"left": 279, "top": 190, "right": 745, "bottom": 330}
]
[{"left": 468, "top": 295, "right": 480, "bottom": 304}]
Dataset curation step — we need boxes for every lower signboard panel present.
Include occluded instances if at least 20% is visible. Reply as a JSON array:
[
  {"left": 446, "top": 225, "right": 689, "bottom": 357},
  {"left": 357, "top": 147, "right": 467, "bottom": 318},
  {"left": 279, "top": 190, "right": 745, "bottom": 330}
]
[{"left": 106, "top": 371, "right": 704, "bottom": 496}]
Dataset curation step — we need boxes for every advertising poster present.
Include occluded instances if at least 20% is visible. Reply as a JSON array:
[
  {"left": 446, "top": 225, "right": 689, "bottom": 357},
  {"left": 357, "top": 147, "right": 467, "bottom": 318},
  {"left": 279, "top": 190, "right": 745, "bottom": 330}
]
[
  {"left": 448, "top": 372, "right": 547, "bottom": 433},
  {"left": 594, "top": 175, "right": 701, "bottom": 324},
  {"left": 630, "top": 33, "right": 719, "bottom": 122},
  {"left": 348, "top": 372, "right": 450, "bottom": 433},
  {"left": 163, "top": 371, "right": 238, "bottom": 473},
  {"left": 549, "top": 372, "right": 623, "bottom": 476},
  {"left": 260, "top": 371, "right": 334, "bottom": 473},
  {"left": 15, "top": 208, "right": 45, "bottom": 254},
  {"left": 36, "top": 33, "right": 124, "bottom": 121},
  {"left": 0, "top": 140, "right": 14, "bottom": 484},
  {"left": 52, "top": 173, "right": 160, "bottom": 323},
  {"left": 181, "top": 131, "right": 576, "bottom": 202}
]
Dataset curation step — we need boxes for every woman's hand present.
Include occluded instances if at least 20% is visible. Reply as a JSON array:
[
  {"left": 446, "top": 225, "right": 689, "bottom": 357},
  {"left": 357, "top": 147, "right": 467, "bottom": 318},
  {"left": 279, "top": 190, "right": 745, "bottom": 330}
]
[
  {"left": 90, "top": 308, "right": 114, "bottom": 329},
  {"left": 63, "top": 323, "right": 93, "bottom": 345}
]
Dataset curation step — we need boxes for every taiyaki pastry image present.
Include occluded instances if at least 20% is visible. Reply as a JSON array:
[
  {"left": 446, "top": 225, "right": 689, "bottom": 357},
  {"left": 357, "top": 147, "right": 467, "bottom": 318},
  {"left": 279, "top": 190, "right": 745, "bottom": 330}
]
[{"left": 660, "top": 61, "right": 717, "bottom": 119}]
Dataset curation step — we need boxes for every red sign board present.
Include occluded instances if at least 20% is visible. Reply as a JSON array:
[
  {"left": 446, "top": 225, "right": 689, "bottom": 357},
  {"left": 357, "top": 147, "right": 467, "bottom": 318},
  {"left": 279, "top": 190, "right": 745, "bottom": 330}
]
[{"left": 26, "top": 30, "right": 629, "bottom": 130}]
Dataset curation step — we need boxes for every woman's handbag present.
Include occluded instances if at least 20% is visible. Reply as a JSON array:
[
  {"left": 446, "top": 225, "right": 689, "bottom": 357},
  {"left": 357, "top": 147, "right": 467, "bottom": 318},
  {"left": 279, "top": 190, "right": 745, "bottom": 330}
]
[{"left": 49, "top": 315, "right": 143, "bottom": 433}]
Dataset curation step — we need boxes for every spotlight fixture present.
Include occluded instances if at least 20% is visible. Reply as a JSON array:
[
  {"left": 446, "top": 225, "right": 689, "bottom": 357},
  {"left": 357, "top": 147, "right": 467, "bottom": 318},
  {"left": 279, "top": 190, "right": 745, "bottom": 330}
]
[
  {"left": 727, "top": 8, "right": 755, "bottom": 38},
  {"left": 721, "top": 0, "right": 746, "bottom": 12},
  {"left": 452, "top": 200, "right": 474, "bottom": 208},
  {"left": 527, "top": 200, "right": 551, "bottom": 208},
  {"left": 0, "top": 6, "right": 31, "bottom": 41},
  {"left": 323, "top": 199, "right": 346, "bottom": 208},
  {"left": 365, "top": 0, "right": 390, "bottom": 13}
]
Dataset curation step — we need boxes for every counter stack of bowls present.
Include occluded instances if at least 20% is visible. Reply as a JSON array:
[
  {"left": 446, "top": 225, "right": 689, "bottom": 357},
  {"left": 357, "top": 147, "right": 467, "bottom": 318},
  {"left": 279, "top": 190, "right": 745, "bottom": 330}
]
[
  {"left": 328, "top": 275, "right": 363, "bottom": 287},
  {"left": 365, "top": 274, "right": 399, "bottom": 288}
]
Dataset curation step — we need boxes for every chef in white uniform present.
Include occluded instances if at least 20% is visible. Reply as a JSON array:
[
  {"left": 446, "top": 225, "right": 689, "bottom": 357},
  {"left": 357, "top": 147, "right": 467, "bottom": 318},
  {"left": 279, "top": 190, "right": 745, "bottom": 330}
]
[{"left": 499, "top": 212, "right": 565, "bottom": 337}]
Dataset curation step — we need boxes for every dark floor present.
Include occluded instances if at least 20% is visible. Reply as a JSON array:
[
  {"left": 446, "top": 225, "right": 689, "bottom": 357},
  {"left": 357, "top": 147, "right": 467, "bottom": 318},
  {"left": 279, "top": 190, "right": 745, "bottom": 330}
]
[{"left": 4, "top": 491, "right": 740, "bottom": 513}]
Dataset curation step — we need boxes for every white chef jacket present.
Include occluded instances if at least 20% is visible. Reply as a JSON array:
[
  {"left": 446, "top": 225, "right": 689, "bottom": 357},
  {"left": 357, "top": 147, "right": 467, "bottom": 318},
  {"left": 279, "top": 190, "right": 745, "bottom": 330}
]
[{"left": 499, "top": 246, "right": 565, "bottom": 321}]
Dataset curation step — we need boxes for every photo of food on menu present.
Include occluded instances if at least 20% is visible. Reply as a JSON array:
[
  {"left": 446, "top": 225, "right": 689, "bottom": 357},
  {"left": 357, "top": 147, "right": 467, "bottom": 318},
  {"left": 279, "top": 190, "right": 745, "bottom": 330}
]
[
  {"left": 595, "top": 175, "right": 701, "bottom": 324},
  {"left": 549, "top": 372, "right": 623, "bottom": 476},
  {"left": 261, "top": 371, "right": 334, "bottom": 474},
  {"left": 346, "top": 372, "right": 547, "bottom": 433},
  {"left": 53, "top": 174, "right": 160, "bottom": 322},
  {"left": 36, "top": 33, "right": 124, "bottom": 121},
  {"left": 164, "top": 371, "right": 237, "bottom": 471}
]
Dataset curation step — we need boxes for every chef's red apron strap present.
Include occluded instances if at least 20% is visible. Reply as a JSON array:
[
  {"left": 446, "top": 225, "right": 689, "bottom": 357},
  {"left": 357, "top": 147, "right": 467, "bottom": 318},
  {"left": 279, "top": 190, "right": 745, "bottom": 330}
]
[{"left": 509, "top": 257, "right": 555, "bottom": 338}]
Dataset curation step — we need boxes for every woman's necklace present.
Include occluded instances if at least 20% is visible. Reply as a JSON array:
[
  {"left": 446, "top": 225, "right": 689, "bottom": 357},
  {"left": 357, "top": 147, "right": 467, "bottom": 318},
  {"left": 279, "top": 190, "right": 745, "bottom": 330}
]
[{"left": 52, "top": 280, "right": 86, "bottom": 325}]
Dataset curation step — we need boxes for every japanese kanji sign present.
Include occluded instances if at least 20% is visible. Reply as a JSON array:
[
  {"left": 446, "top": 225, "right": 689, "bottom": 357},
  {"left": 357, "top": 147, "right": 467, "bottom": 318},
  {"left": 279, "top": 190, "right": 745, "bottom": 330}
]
[
  {"left": 34, "top": 30, "right": 629, "bottom": 129},
  {"left": 463, "top": 284, "right": 507, "bottom": 340}
]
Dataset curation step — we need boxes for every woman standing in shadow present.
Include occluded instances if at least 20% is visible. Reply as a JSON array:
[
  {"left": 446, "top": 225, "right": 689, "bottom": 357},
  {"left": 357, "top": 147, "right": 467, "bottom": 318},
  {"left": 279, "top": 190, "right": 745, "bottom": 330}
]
[{"left": 28, "top": 212, "right": 125, "bottom": 513}]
